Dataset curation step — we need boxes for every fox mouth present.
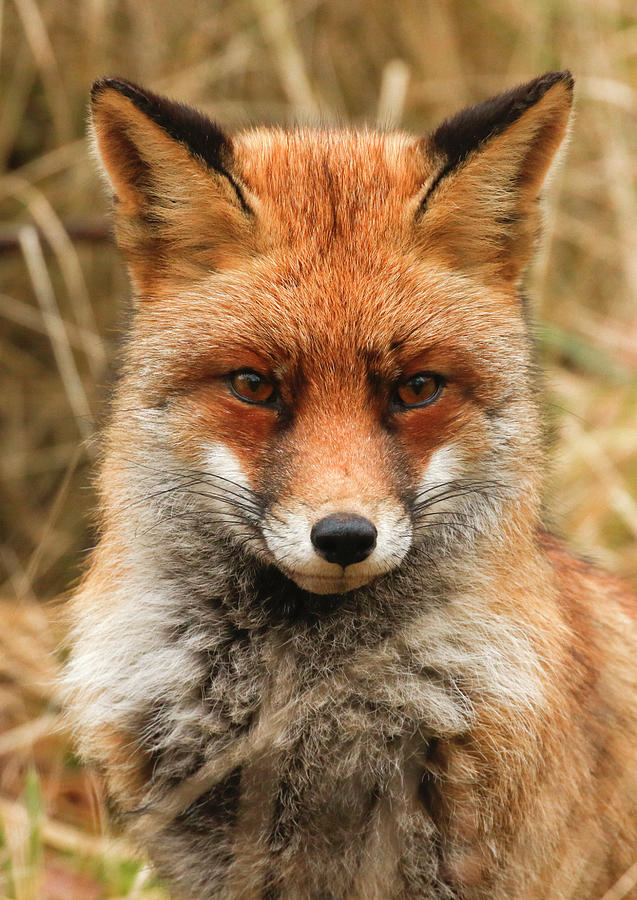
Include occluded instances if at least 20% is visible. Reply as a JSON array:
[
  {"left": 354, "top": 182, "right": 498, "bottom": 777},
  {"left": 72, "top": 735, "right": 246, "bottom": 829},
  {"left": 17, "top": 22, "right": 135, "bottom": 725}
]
[
  {"left": 277, "top": 564, "right": 379, "bottom": 595},
  {"left": 260, "top": 502, "right": 412, "bottom": 598}
]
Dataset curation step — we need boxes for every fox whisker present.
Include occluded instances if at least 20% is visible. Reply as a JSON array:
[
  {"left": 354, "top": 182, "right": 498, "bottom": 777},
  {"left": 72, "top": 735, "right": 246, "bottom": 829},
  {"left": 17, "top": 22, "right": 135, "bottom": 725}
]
[
  {"left": 412, "top": 478, "right": 500, "bottom": 502},
  {"left": 413, "top": 485, "right": 502, "bottom": 516},
  {"left": 121, "top": 458, "right": 265, "bottom": 512}
]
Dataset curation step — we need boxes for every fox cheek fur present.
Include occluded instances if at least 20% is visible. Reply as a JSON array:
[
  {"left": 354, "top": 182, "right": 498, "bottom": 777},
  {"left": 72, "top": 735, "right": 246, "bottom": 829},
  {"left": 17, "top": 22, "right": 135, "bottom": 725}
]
[{"left": 64, "top": 70, "right": 637, "bottom": 900}]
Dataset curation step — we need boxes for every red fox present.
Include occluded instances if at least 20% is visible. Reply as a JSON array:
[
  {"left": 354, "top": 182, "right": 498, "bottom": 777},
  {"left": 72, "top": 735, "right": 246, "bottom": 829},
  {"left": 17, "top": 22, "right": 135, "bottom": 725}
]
[{"left": 64, "top": 71, "right": 637, "bottom": 899}]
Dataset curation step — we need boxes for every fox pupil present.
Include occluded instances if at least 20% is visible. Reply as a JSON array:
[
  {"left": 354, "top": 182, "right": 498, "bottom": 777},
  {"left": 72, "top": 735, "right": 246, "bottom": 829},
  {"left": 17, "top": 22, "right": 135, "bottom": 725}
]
[
  {"left": 230, "top": 370, "right": 274, "bottom": 403},
  {"left": 396, "top": 372, "right": 441, "bottom": 407}
]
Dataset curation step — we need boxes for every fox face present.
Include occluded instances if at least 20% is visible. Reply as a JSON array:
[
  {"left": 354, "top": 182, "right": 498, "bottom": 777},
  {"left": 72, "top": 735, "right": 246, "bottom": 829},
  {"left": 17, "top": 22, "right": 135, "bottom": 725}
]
[{"left": 92, "top": 74, "right": 571, "bottom": 606}]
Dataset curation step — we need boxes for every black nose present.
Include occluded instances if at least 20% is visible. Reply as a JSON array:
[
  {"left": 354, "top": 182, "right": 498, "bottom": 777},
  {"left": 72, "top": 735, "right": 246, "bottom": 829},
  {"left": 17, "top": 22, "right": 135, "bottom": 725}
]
[{"left": 310, "top": 513, "right": 377, "bottom": 568}]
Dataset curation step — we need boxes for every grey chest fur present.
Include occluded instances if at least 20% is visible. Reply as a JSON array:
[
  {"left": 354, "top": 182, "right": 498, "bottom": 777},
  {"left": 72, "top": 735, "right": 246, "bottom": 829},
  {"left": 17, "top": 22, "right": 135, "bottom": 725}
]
[{"left": 134, "top": 620, "right": 474, "bottom": 899}]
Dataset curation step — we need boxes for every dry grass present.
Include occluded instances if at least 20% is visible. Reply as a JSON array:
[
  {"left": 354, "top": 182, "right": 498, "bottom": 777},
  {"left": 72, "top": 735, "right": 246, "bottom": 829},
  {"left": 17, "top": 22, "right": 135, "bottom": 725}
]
[{"left": 1, "top": 0, "right": 636, "bottom": 896}]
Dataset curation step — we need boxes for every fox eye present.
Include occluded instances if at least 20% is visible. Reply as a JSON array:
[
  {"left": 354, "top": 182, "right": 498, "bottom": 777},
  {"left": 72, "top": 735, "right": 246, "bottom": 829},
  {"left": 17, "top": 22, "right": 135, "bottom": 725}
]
[
  {"left": 394, "top": 372, "right": 444, "bottom": 409},
  {"left": 229, "top": 370, "right": 276, "bottom": 405}
]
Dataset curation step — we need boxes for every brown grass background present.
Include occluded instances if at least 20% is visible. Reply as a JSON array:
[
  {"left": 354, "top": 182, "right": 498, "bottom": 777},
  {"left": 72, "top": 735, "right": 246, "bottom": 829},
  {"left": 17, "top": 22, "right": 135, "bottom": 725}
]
[{"left": 1, "top": 0, "right": 636, "bottom": 897}]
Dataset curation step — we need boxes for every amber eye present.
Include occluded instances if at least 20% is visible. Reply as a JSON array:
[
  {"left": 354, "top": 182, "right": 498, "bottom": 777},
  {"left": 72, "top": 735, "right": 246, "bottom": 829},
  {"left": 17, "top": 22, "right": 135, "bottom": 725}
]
[
  {"left": 394, "top": 372, "right": 444, "bottom": 409},
  {"left": 229, "top": 370, "right": 276, "bottom": 405}
]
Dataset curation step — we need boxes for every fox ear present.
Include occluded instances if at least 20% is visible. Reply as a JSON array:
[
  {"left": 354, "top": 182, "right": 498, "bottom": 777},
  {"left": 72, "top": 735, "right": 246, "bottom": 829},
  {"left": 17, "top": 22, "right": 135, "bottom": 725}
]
[
  {"left": 417, "top": 71, "right": 574, "bottom": 287},
  {"left": 90, "top": 78, "right": 255, "bottom": 294}
]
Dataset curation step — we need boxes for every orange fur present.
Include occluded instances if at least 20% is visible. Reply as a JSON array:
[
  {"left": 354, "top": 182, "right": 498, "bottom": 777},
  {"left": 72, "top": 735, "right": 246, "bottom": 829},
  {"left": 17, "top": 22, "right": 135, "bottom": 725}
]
[{"left": 64, "top": 73, "right": 637, "bottom": 899}]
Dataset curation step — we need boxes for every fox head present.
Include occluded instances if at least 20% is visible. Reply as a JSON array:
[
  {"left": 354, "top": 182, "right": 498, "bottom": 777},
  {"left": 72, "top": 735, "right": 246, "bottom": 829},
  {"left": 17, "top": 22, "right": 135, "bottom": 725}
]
[{"left": 91, "top": 73, "right": 573, "bottom": 603}]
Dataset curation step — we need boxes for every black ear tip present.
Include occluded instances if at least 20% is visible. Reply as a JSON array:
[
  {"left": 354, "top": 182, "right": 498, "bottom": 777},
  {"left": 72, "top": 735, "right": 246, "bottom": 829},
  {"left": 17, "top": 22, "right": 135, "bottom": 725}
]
[
  {"left": 91, "top": 77, "right": 148, "bottom": 105},
  {"left": 534, "top": 69, "right": 574, "bottom": 96},
  {"left": 430, "top": 69, "right": 575, "bottom": 171},
  {"left": 509, "top": 70, "right": 575, "bottom": 114},
  {"left": 88, "top": 76, "right": 232, "bottom": 175}
]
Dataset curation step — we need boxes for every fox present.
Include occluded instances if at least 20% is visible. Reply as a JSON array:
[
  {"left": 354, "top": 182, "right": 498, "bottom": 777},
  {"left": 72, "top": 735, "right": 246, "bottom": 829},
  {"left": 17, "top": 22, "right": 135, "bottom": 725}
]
[{"left": 63, "top": 70, "right": 637, "bottom": 899}]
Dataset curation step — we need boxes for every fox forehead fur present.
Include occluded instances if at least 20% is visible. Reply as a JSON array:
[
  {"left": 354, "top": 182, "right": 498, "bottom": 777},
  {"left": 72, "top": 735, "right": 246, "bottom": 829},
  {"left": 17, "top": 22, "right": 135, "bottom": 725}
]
[{"left": 64, "top": 71, "right": 637, "bottom": 900}]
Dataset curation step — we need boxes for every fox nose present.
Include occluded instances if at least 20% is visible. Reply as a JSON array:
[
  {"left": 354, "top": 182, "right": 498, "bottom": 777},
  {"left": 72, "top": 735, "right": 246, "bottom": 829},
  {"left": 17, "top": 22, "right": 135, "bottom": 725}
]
[{"left": 310, "top": 513, "right": 377, "bottom": 568}]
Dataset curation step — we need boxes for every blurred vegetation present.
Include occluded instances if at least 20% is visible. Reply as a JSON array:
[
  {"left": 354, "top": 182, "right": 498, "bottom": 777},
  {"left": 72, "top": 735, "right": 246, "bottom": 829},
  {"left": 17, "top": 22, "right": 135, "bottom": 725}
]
[{"left": 0, "top": 0, "right": 636, "bottom": 896}]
